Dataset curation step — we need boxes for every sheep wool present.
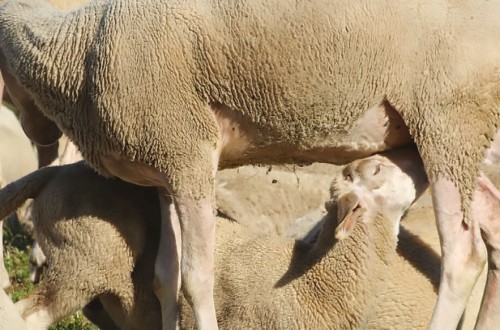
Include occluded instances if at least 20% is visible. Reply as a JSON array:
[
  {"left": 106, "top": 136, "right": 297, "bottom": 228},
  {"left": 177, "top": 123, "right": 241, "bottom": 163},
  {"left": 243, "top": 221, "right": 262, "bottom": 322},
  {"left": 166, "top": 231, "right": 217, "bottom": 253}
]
[
  {"left": 1, "top": 0, "right": 500, "bottom": 327},
  {"left": 0, "top": 0, "right": 498, "bottom": 201},
  {"left": 0, "top": 162, "right": 162, "bottom": 329}
]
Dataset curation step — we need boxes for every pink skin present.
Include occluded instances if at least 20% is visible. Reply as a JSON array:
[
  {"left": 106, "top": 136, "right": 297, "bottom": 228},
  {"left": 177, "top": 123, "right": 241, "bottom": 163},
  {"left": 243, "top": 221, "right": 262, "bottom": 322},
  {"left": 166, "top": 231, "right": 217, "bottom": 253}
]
[
  {"left": 473, "top": 174, "right": 500, "bottom": 329},
  {"left": 429, "top": 177, "right": 488, "bottom": 329},
  {"left": 414, "top": 171, "right": 500, "bottom": 329},
  {"left": 153, "top": 195, "right": 181, "bottom": 330}
]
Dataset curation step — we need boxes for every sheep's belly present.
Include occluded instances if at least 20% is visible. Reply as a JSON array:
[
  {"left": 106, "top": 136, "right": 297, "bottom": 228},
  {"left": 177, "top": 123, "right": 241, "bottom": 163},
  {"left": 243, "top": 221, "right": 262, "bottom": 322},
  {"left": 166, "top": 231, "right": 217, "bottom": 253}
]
[{"left": 215, "top": 100, "right": 413, "bottom": 167}]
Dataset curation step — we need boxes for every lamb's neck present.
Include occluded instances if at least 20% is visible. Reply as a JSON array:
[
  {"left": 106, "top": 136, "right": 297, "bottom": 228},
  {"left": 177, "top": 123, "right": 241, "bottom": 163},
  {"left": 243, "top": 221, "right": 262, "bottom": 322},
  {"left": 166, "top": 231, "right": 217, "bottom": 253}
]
[
  {"left": 301, "top": 214, "right": 397, "bottom": 326},
  {"left": 0, "top": 0, "right": 101, "bottom": 118}
]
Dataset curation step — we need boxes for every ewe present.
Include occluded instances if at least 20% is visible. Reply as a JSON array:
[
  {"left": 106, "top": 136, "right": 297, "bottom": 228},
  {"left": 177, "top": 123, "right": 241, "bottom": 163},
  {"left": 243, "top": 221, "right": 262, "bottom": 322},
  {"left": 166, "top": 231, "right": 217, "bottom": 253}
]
[{"left": 2, "top": 1, "right": 500, "bottom": 328}]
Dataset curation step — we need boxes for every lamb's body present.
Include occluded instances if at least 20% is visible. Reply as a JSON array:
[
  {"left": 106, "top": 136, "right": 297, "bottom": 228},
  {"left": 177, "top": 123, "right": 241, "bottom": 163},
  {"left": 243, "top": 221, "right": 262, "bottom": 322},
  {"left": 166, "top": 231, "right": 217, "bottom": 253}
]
[
  {"left": 181, "top": 213, "right": 439, "bottom": 329},
  {"left": 1, "top": 0, "right": 500, "bottom": 328},
  {"left": 0, "top": 162, "right": 162, "bottom": 330}
]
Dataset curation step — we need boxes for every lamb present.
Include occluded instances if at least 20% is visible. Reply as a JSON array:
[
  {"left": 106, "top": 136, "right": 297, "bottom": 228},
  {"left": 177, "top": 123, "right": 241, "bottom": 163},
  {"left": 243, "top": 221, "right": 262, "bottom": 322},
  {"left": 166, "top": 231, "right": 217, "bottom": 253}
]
[
  {"left": 1, "top": 1, "right": 500, "bottom": 328},
  {"left": 0, "top": 161, "right": 162, "bottom": 330},
  {"left": 179, "top": 148, "right": 431, "bottom": 329},
  {"left": 0, "top": 104, "right": 37, "bottom": 290}
]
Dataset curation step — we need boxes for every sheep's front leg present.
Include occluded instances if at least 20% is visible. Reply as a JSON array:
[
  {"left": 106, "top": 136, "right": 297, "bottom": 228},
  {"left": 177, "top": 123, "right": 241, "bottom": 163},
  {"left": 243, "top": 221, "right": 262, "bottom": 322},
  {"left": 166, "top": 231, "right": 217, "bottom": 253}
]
[
  {"left": 473, "top": 174, "right": 500, "bottom": 329},
  {"left": 429, "top": 176, "right": 487, "bottom": 329}
]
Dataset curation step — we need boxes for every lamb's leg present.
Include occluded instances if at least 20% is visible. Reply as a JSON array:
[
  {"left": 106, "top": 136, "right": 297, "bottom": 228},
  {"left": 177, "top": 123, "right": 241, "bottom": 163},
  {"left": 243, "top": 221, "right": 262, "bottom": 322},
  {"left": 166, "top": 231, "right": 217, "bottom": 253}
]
[
  {"left": 154, "top": 194, "right": 182, "bottom": 330},
  {"left": 428, "top": 176, "right": 487, "bottom": 329},
  {"left": 473, "top": 174, "right": 500, "bottom": 329}
]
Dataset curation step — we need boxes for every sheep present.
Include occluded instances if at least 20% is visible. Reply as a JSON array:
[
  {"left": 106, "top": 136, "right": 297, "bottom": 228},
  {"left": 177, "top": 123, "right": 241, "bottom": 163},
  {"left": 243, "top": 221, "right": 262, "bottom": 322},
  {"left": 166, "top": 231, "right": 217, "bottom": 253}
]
[
  {"left": 0, "top": 161, "right": 162, "bottom": 330},
  {"left": 0, "top": 104, "right": 37, "bottom": 290},
  {"left": 1, "top": 1, "right": 500, "bottom": 327}
]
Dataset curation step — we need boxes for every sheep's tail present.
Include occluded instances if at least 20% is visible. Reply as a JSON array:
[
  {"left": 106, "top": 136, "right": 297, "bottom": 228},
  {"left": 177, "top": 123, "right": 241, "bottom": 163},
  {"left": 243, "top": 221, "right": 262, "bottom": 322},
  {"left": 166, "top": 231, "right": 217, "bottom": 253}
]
[{"left": 0, "top": 166, "right": 60, "bottom": 220}]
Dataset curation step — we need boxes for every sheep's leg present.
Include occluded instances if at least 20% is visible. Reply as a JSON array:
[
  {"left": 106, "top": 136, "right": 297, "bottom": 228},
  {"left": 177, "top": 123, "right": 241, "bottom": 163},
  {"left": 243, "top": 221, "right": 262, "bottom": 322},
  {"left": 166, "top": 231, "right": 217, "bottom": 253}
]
[
  {"left": 473, "top": 174, "right": 500, "bottom": 329},
  {"left": 154, "top": 194, "right": 182, "bottom": 330},
  {"left": 173, "top": 194, "right": 217, "bottom": 330},
  {"left": 429, "top": 176, "right": 487, "bottom": 329}
]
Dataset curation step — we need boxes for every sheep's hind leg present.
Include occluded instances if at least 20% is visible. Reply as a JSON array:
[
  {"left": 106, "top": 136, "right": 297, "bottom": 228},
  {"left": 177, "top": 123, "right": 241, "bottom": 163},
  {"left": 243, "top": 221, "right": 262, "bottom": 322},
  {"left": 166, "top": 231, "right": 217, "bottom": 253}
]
[
  {"left": 0, "top": 176, "right": 11, "bottom": 290},
  {"left": 472, "top": 174, "right": 500, "bottom": 329},
  {"left": 153, "top": 167, "right": 218, "bottom": 329},
  {"left": 173, "top": 193, "right": 217, "bottom": 330},
  {"left": 154, "top": 194, "right": 182, "bottom": 330},
  {"left": 428, "top": 176, "right": 487, "bottom": 329}
]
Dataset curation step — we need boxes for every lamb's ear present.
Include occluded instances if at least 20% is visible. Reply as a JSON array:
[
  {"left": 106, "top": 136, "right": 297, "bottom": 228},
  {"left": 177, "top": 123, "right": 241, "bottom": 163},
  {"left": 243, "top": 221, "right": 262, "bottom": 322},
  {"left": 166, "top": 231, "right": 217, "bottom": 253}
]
[{"left": 335, "top": 192, "right": 364, "bottom": 240}]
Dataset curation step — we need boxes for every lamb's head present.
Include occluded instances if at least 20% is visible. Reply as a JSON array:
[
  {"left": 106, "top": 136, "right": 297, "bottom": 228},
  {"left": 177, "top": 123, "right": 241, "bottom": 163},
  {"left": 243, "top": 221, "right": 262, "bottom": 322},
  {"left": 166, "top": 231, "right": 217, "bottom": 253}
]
[{"left": 330, "top": 149, "right": 427, "bottom": 240}]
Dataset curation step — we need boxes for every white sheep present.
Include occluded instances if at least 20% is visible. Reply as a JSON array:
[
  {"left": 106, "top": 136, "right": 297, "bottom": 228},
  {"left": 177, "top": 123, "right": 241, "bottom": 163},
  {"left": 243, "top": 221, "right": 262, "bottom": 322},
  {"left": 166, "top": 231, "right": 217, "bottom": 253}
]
[
  {"left": 0, "top": 162, "right": 162, "bottom": 330},
  {"left": 0, "top": 104, "right": 37, "bottom": 290},
  {"left": 1, "top": 1, "right": 500, "bottom": 327}
]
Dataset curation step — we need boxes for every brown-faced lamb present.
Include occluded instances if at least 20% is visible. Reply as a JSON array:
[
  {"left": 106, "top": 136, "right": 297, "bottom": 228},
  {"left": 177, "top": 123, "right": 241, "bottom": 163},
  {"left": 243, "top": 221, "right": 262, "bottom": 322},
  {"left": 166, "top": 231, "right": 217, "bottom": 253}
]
[
  {"left": 0, "top": 104, "right": 37, "bottom": 290},
  {"left": 1, "top": 1, "right": 500, "bottom": 328}
]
